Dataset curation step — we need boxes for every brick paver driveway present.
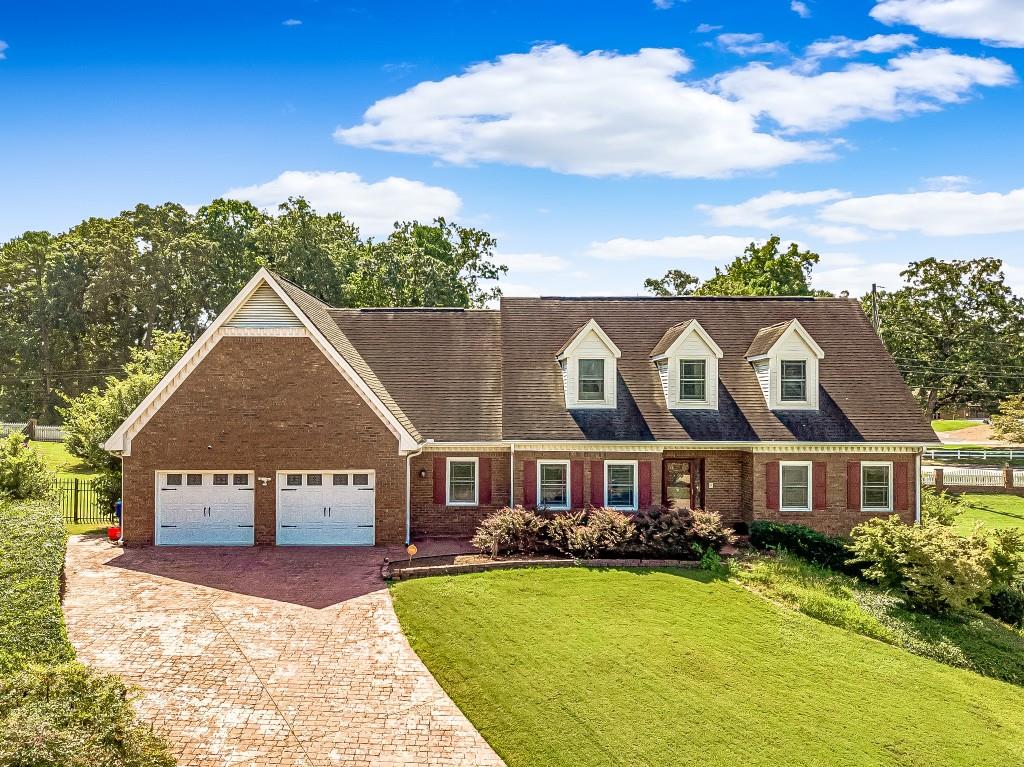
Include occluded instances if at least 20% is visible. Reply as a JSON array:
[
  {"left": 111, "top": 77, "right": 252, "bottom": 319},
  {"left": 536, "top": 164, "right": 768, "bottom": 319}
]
[{"left": 63, "top": 536, "right": 504, "bottom": 767}]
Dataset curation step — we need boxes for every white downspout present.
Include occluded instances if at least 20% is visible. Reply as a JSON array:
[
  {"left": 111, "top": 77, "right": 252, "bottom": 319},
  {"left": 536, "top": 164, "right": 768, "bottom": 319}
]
[
  {"left": 405, "top": 442, "right": 429, "bottom": 545},
  {"left": 914, "top": 449, "right": 922, "bottom": 525}
]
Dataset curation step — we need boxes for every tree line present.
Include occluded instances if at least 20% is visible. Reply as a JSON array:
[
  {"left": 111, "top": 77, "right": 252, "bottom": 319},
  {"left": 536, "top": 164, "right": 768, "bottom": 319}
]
[{"left": 0, "top": 197, "right": 505, "bottom": 422}]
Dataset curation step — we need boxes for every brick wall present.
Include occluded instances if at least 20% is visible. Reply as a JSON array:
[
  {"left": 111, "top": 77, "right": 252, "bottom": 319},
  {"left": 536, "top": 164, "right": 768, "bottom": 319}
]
[
  {"left": 750, "top": 451, "right": 918, "bottom": 536},
  {"left": 122, "top": 336, "right": 406, "bottom": 546},
  {"left": 410, "top": 451, "right": 511, "bottom": 538}
]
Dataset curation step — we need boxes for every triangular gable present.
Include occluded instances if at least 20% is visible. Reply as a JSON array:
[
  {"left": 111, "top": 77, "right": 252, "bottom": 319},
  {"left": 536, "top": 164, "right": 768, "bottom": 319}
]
[
  {"left": 555, "top": 319, "right": 621, "bottom": 360},
  {"left": 745, "top": 318, "right": 824, "bottom": 360},
  {"left": 103, "top": 269, "right": 420, "bottom": 455},
  {"left": 650, "top": 319, "right": 723, "bottom": 361}
]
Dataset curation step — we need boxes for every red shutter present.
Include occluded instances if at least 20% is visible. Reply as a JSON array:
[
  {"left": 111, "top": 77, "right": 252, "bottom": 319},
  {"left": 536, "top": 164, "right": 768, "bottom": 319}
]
[
  {"left": 894, "top": 461, "right": 910, "bottom": 511},
  {"left": 590, "top": 460, "right": 604, "bottom": 508},
  {"left": 479, "top": 456, "right": 492, "bottom": 506},
  {"left": 766, "top": 461, "right": 780, "bottom": 511},
  {"left": 433, "top": 456, "right": 446, "bottom": 505},
  {"left": 639, "top": 461, "right": 652, "bottom": 508},
  {"left": 847, "top": 461, "right": 861, "bottom": 511},
  {"left": 570, "top": 460, "right": 584, "bottom": 509},
  {"left": 522, "top": 460, "right": 537, "bottom": 507},
  {"left": 813, "top": 462, "right": 827, "bottom": 510}
]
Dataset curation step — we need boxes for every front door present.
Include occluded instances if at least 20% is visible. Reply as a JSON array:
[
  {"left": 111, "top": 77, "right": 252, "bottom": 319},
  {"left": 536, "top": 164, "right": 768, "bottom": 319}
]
[{"left": 663, "top": 459, "right": 705, "bottom": 510}]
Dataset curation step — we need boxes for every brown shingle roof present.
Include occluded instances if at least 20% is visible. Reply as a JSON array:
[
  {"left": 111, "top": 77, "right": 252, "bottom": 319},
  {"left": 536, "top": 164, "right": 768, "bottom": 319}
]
[
  {"left": 650, "top": 322, "right": 690, "bottom": 358},
  {"left": 745, "top": 320, "right": 793, "bottom": 358},
  {"left": 500, "top": 297, "right": 935, "bottom": 443},
  {"left": 330, "top": 308, "right": 503, "bottom": 442},
  {"left": 263, "top": 276, "right": 933, "bottom": 445}
]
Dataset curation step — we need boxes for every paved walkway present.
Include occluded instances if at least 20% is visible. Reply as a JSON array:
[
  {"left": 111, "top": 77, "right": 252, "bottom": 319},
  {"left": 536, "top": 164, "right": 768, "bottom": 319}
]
[{"left": 63, "top": 536, "right": 504, "bottom": 767}]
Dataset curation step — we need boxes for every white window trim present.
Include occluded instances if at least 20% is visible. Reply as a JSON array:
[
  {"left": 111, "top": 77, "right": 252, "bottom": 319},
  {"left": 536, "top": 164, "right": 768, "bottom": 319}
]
[
  {"left": 604, "top": 460, "right": 639, "bottom": 511},
  {"left": 652, "top": 319, "right": 723, "bottom": 411},
  {"left": 779, "top": 460, "right": 813, "bottom": 513},
  {"left": 861, "top": 461, "right": 894, "bottom": 513},
  {"left": 446, "top": 457, "right": 479, "bottom": 507},
  {"left": 577, "top": 358, "right": 608, "bottom": 404},
  {"left": 537, "top": 460, "right": 571, "bottom": 511},
  {"left": 675, "top": 356, "right": 715, "bottom": 409}
]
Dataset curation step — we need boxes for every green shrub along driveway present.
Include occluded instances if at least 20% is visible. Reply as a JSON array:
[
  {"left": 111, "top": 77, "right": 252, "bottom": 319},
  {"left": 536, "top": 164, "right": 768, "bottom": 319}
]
[{"left": 392, "top": 568, "right": 1024, "bottom": 767}]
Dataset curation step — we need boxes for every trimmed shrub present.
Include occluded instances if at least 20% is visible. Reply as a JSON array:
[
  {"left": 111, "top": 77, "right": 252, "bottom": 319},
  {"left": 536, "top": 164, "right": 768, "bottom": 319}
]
[
  {"left": 0, "top": 663, "right": 176, "bottom": 767},
  {"left": 687, "top": 509, "right": 736, "bottom": 555},
  {"left": 471, "top": 506, "right": 546, "bottom": 556},
  {"left": 0, "top": 434, "right": 54, "bottom": 501},
  {"left": 920, "top": 488, "right": 967, "bottom": 527},
  {"left": 545, "top": 511, "right": 600, "bottom": 558},
  {"left": 0, "top": 498, "right": 72, "bottom": 674},
  {"left": 631, "top": 506, "right": 691, "bottom": 557},
  {"left": 986, "top": 584, "right": 1024, "bottom": 627},
  {"left": 585, "top": 508, "right": 636, "bottom": 555},
  {"left": 749, "top": 521, "right": 860, "bottom": 576}
]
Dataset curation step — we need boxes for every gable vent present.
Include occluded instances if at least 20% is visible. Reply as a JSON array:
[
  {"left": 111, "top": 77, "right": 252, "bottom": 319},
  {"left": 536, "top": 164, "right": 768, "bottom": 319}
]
[{"left": 226, "top": 284, "right": 303, "bottom": 328}]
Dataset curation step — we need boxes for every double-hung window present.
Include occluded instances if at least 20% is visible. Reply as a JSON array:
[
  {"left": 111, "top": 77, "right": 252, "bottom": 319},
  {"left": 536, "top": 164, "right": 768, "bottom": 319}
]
[
  {"left": 578, "top": 359, "right": 606, "bottom": 401},
  {"left": 680, "top": 359, "right": 707, "bottom": 402},
  {"left": 538, "top": 461, "right": 570, "bottom": 510},
  {"left": 780, "top": 360, "right": 807, "bottom": 402},
  {"left": 861, "top": 462, "right": 892, "bottom": 511},
  {"left": 780, "top": 462, "right": 811, "bottom": 512},
  {"left": 447, "top": 458, "right": 478, "bottom": 506},
  {"left": 605, "top": 461, "right": 638, "bottom": 511}
]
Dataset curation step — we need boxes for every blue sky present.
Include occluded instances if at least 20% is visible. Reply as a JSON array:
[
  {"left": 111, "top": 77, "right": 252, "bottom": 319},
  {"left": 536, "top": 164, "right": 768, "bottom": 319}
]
[{"left": 2, "top": 0, "right": 1023, "bottom": 298}]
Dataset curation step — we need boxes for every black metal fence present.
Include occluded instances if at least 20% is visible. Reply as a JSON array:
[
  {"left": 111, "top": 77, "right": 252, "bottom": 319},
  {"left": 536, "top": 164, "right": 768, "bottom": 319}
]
[{"left": 53, "top": 477, "right": 112, "bottom": 525}]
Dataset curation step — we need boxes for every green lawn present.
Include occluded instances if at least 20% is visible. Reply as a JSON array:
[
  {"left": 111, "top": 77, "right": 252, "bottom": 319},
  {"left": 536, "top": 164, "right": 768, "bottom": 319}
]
[
  {"left": 931, "top": 419, "right": 977, "bottom": 433},
  {"left": 392, "top": 568, "right": 1024, "bottom": 767},
  {"left": 957, "top": 493, "right": 1024, "bottom": 533},
  {"left": 28, "top": 440, "right": 99, "bottom": 480}
]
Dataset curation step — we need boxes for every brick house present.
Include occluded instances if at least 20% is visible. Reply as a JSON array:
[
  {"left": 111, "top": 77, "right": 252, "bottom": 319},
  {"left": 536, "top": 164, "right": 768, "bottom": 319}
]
[{"left": 104, "top": 268, "right": 935, "bottom": 547}]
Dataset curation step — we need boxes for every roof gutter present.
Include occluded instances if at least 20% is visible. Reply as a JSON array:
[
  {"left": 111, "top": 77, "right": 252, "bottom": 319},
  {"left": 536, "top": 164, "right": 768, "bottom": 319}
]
[{"left": 915, "top": 448, "right": 923, "bottom": 525}]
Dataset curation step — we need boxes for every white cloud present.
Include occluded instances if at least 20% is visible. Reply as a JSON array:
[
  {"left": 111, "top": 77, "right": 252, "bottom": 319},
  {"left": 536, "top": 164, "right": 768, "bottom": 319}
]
[
  {"left": 813, "top": 256, "right": 907, "bottom": 296},
  {"left": 696, "top": 23, "right": 722, "bottom": 33},
  {"left": 871, "top": 0, "right": 1024, "bottom": 47},
  {"left": 920, "top": 174, "right": 973, "bottom": 191},
  {"left": 698, "top": 189, "right": 849, "bottom": 228},
  {"left": 497, "top": 252, "right": 569, "bottom": 272},
  {"left": 791, "top": 1, "right": 811, "bottom": 18},
  {"left": 282, "top": 19, "right": 302, "bottom": 26},
  {"left": 224, "top": 171, "right": 462, "bottom": 237},
  {"left": 336, "top": 44, "right": 829, "bottom": 179},
  {"left": 804, "top": 33, "right": 917, "bottom": 61},
  {"left": 496, "top": 281, "right": 543, "bottom": 297},
  {"left": 586, "top": 234, "right": 755, "bottom": 262},
  {"left": 0, "top": 41, "right": 7, "bottom": 60},
  {"left": 652, "top": 0, "right": 678, "bottom": 8},
  {"left": 715, "top": 48, "right": 1015, "bottom": 132},
  {"left": 821, "top": 188, "right": 1024, "bottom": 235},
  {"left": 802, "top": 223, "right": 872, "bottom": 244},
  {"left": 716, "top": 32, "right": 789, "bottom": 56}
]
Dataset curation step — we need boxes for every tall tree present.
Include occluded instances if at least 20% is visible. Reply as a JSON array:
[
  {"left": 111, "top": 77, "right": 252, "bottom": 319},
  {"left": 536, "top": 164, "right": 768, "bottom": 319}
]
[
  {"left": 869, "top": 258, "right": 1024, "bottom": 418},
  {"left": 346, "top": 218, "right": 506, "bottom": 307},
  {"left": 644, "top": 236, "right": 823, "bottom": 297}
]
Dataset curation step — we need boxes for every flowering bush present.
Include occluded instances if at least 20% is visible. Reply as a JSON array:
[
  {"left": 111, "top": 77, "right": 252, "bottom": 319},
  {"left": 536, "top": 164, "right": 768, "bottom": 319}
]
[{"left": 470, "top": 506, "right": 546, "bottom": 556}]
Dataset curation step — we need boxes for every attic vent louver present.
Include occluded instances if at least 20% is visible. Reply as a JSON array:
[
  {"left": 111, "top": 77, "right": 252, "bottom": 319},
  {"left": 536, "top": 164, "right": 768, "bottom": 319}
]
[{"left": 226, "top": 284, "right": 303, "bottom": 328}]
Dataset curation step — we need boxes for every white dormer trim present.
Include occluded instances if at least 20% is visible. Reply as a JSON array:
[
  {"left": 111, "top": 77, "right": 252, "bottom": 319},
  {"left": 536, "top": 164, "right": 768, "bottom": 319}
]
[
  {"left": 747, "top": 319, "right": 823, "bottom": 411},
  {"left": 556, "top": 319, "right": 619, "bottom": 410},
  {"left": 652, "top": 320, "right": 723, "bottom": 410},
  {"left": 102, "top": 268, "right": 420, "bottom": 456}
]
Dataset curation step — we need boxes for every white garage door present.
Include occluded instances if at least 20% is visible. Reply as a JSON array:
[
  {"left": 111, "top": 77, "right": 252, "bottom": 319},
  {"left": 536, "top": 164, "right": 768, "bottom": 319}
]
[
  {"left": 156, "top": 471, "right": 255, "bottom": 546},
  {"left": 276, "top": 471, "right": 375, "bottom": 545}
]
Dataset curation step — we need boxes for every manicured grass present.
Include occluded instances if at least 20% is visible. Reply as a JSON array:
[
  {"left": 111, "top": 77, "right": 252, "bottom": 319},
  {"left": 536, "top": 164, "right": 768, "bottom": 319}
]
[
  {"left": 736, "top": 554, "right": 1024, "bottom": 685},
  {"left": 392, "top": 568, "right": 1024, "bottom": 767},
  {"left": 0, "top": 498, "right": 73, "bottom": 673},
  {"left": 28, "top": 440, "right": 99, "bottom": 480},
  {"left": 957, "top": 493, "right": 1024, "bottom": 533},
  {"left": 66, "top": 523, "right": 107, "bottom": 536},
  {"left": 932, "top": 419, "right": 977, "bottom": 432}
]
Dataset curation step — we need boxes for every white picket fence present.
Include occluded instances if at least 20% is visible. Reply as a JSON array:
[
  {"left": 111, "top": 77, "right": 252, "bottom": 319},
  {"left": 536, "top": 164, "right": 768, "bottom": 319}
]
[
  {"left": 924, "top": 448, "right": 1024, "bottom": 462},
  {"left": 922, "top": 466, "right": 1005, "bottom": 487},
  {"left": 0, "top": 422, "right": 64, "bottom": 442}
]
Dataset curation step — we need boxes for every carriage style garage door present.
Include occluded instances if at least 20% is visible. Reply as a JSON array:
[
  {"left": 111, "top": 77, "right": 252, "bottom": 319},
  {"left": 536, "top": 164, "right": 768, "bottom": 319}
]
[
  {"left": 156, "top": 471, "right": 255, "bottom": 545},
  {"left": 276, "top": 470, "right": 376, "bottom": 545}
]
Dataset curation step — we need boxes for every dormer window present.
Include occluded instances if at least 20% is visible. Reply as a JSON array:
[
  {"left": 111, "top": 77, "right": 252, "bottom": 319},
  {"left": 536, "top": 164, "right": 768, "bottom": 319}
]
[
  {"left": 780, "top": 360, "right": 807, "bottom": 402},
  {"left": 745, "top": 319, "right": 824, "bottom": 411},
  {"left": 650, "top": 320, "right": 723, "bottom": 410},
  {"left": 578, "top": 359, "right": 606, "bottom": 401},
  {"left": 556, "top": 319, "right": 620, "bottom": 409}
]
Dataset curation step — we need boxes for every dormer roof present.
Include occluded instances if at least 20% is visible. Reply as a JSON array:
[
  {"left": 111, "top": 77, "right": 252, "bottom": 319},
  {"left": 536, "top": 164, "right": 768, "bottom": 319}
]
[
  {"left": 555, "top": 318, "right": 621, "bottom": 360},
  {"left": 745, "top": 319, "right": 824, "bottom": 360},
  {"left": 650, "top": 319, "right": 724, "bottom": 361}
]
